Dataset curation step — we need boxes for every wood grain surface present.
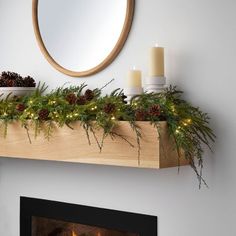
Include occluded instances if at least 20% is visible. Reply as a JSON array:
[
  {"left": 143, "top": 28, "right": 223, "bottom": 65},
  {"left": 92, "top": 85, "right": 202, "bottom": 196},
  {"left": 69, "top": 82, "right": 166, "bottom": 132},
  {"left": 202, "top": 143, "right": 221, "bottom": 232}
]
[{"left": 0, "top": 121, "right": 188, "bottom": 169}]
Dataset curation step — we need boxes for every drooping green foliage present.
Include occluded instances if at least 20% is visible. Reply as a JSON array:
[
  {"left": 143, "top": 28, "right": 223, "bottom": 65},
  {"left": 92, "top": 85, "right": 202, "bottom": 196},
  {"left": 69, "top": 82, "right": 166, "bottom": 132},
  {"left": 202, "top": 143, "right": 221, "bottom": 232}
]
[{"left": 131, "top": 86, "right": 215, "bottom": 187}]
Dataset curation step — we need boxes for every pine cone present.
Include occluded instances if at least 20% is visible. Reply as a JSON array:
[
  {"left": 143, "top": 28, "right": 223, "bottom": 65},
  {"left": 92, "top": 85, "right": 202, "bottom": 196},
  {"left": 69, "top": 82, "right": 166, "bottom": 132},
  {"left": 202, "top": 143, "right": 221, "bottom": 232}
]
[
  {"left": 135, "top": 109, "right": 147, "bottom": 121},
  {"left": 103, "top": 103, "right": 116, "bottom": 114},
  {"left": 16, "top": 103, "right": 26, "bottom": 112},
  {"left": 149, "top": 104, "right": 161, "bottom": 117},
  {"left": 66, "top": 93, "right": 77, "bottom": 105},
  {"left": 23, "top": 76, "right": 36, "bottom": 87},
  {"left": 0, "top": 79, "right": 7, "bottom": 87},
  {"left": 84, "top": 89, "right": 94, "bottom": 101},
  {"left": 0, "top": 71, "right": 35, "bottom": 87},
  {"left": 1, "top": 71, "right": 9, "bottom": 79},
  {"left": 0, "top": 71, "right": 23, "bottom": 87},
  {"left": 38, "top": 109, "right": 49, "bottom": 120},
  {"left": 1, "top": 71, "right": 21, "bottom": 80},
  {"left": 15, "top": 77, "right": 25, "bottom": 87},
  {"left": 77, "top": 95, "right": 86, "bottom": 105},
  {"left": 7, "top": 79, "right": 16, "bottom": 87}
]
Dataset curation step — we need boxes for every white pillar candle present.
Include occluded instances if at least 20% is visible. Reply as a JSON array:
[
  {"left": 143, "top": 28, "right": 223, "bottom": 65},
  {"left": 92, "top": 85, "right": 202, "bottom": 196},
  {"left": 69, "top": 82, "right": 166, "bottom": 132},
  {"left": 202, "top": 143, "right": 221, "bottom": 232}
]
[
  {"left": 127, "top": 66, "right": 142, "bottom": 87},
  {"left": 149, "top": 44, "right": 164, "bottom": 77}
]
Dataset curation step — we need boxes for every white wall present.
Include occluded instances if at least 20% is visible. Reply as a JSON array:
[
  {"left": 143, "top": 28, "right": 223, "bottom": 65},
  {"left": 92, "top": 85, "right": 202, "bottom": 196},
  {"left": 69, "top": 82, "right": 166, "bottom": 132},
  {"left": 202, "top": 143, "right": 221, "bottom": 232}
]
[{"left": 0, "top": 0, "right": 236, "bottom": 235}]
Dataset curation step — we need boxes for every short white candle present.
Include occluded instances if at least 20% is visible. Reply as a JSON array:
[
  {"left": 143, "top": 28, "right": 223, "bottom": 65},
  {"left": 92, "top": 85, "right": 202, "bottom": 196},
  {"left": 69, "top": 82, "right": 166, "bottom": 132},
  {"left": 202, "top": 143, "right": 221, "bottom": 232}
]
[
  {"left": 149, "top": 44, "right": 164, "bottom": 77},
  {"left": 127, "top": 66, "right": 142, "bottom": 88}
]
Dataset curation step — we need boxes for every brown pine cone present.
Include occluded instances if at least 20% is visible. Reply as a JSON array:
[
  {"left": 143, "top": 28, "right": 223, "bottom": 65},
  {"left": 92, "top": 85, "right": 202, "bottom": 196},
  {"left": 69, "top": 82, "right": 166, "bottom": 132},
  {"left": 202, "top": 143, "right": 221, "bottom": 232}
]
[
  {"left": 0, "top": 71, "right": 35, "bottom": 87},
  {"left": 0, "top": 79, "right": 7, "bottom": 87},
  {"left": 1, "top": 71, "right": 21, "bottom": 80},
  {"left": 0, "top": 71, "right": 23, "bottom": 87},
  {"left": 15, "top": 78, "right": 25, "bottom": 87},
  {"left": 16, "top": 103, "right": 26, "bottom": 112},
  {"left": 135, "top": 109, "right": 147, "bottom": 121},
  {"left": 149, "top": 104, "right": 161, "bottom": 117},
  {"left": 23, "top": 76, "right": 36, "bottom": 87},
  {"left": 77, "top": 95, "right": 86, "bottom": 105},
  {"left": 84, "top": 89, "right": 94, "bottom": 101},
  {"left": 38, "top": 108, "right": 49, "bottom": 120},
  {"left": 66, "top": 93, "right": 77, "bottom": 105},
  {"left": 7, "top": 79, "right": 15, "bottom": 87},
  {"left": 103, "top": 103, "right": 116, "bottom": 114}
]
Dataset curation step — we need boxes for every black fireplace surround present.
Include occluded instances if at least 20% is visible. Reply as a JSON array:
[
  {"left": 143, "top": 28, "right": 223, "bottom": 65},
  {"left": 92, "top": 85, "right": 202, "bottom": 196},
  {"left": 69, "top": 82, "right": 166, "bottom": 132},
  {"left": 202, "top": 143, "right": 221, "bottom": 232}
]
[{"left": 20, "top": 197, "right": 157, "bottom": 236}]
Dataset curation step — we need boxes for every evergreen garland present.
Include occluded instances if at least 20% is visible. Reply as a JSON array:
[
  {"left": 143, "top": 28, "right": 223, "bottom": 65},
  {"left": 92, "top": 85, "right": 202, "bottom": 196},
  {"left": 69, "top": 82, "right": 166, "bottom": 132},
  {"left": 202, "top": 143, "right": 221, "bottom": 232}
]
[{"left": 0, "top": 82, "right": 215, "bottom": 188}]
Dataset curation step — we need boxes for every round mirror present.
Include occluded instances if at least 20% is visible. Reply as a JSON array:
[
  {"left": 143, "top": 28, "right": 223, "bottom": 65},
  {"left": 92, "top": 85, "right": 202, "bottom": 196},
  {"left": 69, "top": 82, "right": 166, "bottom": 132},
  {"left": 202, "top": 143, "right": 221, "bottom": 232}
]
[{"left": 32, "top": 0, "right": 135, "bottom": 77}]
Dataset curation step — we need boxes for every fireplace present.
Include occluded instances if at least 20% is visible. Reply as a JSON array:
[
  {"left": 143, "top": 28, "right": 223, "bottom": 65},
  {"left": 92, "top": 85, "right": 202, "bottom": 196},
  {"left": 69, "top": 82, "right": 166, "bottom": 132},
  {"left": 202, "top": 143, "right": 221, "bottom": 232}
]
[{"left": 20, "top": 197, "right": 157, "bottom": 236}]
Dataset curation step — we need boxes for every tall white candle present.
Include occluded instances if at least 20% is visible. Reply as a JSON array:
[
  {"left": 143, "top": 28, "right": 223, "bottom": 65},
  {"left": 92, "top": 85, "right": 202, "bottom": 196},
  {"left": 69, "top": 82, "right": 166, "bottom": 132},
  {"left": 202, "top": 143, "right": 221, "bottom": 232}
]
[
  {"left": 127, "top": 66, "right": 142, "bottom": 87},
  {"left": 149, "top": 44, "right": 164, "bottom": 77}
]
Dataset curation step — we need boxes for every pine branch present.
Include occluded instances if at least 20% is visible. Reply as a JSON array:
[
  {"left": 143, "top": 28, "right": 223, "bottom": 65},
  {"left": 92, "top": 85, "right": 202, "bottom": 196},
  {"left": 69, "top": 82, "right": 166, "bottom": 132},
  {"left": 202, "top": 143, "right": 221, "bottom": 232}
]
[
  {"left": 110, "top": 131, "right": 135, "bottom": 148},
  {"left": 129, "top": 121, "right": 142, "bottom": 165},
  {"left": 23, "top": 123, "right": 32, "bottom": 144},
  {"left": 43, "top": 120, "right": 55, "bottom": 141}
]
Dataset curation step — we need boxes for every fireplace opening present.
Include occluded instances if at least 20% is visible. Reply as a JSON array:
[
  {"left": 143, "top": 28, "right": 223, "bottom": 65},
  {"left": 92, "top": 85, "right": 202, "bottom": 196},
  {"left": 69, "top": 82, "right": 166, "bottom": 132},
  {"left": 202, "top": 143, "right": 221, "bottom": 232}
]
[
  {"left": 20, "top": 197, "right": 157, "bottom": 236},
  {"left": 32, "top": 216, "right": 138, "bottom": 236}
]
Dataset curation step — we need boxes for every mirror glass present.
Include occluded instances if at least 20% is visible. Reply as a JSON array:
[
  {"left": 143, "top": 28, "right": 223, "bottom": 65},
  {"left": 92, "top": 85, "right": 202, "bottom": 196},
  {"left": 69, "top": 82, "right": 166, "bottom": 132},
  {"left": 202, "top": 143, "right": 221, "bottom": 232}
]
[{"left": 36, "top": 0, "right": 133, "bottom": 76}]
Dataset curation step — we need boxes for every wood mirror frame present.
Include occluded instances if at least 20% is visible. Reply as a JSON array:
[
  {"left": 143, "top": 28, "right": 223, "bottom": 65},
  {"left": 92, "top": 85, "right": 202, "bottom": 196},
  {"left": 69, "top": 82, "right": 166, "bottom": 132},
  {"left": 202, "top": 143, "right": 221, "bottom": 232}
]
[{"left": 32, "top": 0, "right": 135, "bottom": 77}]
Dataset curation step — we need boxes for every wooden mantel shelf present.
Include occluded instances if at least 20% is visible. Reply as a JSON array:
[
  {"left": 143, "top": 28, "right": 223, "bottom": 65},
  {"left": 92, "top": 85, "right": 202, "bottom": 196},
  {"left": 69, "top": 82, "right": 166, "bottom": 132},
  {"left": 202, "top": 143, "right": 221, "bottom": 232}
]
[{"left": 0, "top": 121, "right": 188, "bottom": 169}]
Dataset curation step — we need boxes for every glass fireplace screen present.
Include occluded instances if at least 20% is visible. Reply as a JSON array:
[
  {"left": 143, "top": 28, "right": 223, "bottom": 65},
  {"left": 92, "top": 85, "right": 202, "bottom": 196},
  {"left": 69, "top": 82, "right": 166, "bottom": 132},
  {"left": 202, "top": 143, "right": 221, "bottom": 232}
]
[
  {"left": 32, "top": 216, "right": 138, "bottom": 236},
  {"left": 20, "top": 197, "right": 157, "bottom": 236}
]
